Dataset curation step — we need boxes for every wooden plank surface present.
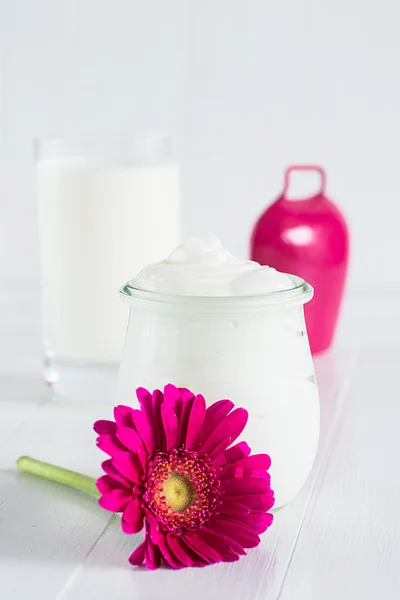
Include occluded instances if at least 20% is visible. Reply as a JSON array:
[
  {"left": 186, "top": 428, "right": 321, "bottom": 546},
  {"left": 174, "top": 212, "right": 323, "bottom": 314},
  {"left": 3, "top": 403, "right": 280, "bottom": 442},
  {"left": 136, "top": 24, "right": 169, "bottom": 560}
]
[{"left": 0, "top": 343, "right": 368, "bottom": 600}]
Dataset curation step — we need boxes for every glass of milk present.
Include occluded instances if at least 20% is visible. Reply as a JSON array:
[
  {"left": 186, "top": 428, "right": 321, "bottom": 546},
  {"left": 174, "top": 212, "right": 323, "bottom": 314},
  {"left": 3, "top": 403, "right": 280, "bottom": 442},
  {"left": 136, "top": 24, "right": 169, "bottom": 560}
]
[
  {"left": 36, "top": 135, "right": 180, "bottom": 403},
  {"left": 117, "top": 234, "right": 320, "bottom": 508}
]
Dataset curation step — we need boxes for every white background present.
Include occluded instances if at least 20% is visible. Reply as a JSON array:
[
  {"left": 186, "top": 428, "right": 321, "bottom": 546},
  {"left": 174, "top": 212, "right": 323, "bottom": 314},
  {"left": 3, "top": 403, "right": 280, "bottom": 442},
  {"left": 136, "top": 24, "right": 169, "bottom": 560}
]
[{"left": 1, "top": 0, "right": 399, "bottom": 294}]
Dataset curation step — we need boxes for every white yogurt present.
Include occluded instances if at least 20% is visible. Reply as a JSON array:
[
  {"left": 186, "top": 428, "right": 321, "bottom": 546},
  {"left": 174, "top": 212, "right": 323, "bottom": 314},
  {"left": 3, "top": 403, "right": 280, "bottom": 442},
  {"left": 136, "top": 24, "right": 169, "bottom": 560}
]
[
  {"left": 133, "top": 232, "right": 293, "bottom": 296},
  {"left": 119, "top": 234, "right": 320, "bottom": 507}
]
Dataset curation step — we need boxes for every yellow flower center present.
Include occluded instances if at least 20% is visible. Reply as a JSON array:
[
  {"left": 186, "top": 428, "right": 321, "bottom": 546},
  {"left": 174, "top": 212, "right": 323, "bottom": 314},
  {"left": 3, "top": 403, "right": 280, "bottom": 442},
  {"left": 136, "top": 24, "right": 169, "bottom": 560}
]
[
  {"left": 145, "top": 450, "right": 221, "bottom": 533},
  {"left": 163, "top": 471, "right": 196, "bottom": 512}
]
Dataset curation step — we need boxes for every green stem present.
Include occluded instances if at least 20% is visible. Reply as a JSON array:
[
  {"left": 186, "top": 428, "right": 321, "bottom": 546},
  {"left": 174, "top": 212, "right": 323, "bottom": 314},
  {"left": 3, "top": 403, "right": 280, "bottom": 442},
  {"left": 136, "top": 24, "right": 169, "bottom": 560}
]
[{"left": 16, "top": 456, "right": 99, "bottom": 496}]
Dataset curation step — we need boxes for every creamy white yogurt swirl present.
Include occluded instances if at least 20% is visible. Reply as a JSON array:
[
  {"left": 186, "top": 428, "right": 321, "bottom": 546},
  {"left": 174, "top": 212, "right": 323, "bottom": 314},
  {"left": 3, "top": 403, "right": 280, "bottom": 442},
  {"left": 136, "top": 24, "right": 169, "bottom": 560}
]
[{"left": 132, "top": 233, "right": 294, "bottom": 296}]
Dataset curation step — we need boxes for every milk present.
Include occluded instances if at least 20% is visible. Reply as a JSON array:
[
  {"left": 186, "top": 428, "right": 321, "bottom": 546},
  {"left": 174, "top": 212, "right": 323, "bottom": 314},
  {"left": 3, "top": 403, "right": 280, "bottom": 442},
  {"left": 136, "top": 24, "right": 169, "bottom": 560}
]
[{"left": 37, "top": 160, "right": 180, "bottom": 373}]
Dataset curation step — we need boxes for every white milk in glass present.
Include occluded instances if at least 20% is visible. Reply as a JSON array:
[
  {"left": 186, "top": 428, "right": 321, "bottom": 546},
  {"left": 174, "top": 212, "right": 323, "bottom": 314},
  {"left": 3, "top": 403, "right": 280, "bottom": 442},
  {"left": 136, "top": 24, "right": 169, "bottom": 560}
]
[{"left": 36, "top": 136, "right": 180, "bottom": 402}]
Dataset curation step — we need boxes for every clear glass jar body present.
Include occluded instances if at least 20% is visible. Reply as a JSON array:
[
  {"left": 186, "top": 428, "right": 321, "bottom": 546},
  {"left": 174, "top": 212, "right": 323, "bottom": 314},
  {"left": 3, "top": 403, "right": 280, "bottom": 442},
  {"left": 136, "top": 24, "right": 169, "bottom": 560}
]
[
  {"left": 36, "top": 135, "right": 180, "bottom": 401},
  {"left": 118, "top": 280, "right": 320, "bottom": 508}
]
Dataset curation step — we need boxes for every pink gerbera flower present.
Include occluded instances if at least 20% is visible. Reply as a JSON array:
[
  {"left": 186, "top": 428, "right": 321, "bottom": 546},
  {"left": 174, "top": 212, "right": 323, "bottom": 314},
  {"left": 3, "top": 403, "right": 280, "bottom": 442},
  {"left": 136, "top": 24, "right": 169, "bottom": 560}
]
[{"left": 94, "top": 384, "right": 274, "bottom": 569}]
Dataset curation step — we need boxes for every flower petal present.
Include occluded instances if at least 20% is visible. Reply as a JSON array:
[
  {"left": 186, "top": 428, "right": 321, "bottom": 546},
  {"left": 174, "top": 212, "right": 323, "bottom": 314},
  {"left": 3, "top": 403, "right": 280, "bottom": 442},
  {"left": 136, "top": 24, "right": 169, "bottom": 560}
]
[
  {"left": 163, "top": 384, "right": 181, "bottom": 408},
  {"left": 112, "top": 451, "right": 143, "bottom": 483},
  {"left": 136, "top": 387, "right": 158, "bottom": 444},
  {"left": 152, "top": 389, "right": 165, "bottom": 449},
  {"left": 223, "top": 493, "right": 275, "bottom": 511},
  {"left": 96, "top": 475, "right": 116, "bottom": 495},
  {"left": 129, "top": 541, "right": 146, "bottom": 566},
  {"left": 225, "top": 510, "right": 273, "bottom": 534},
  {"left": 161, "top": 402, "right": 178, "bottom": 452},
  {"left": 136, "top": 387, "right": 153, "bottom": 410},
  {"left": 166, "top": 535, "right": 200, "bottom": 567},
  {"left": 213, "top": 519, "right": 261, "bottom": 548},
  {"left": 144, "top": 509, "right": 161, "bottom": 545},
  {"left": 221, "top": 466, "right": 271, "bottom": 482},
  {"left": 158, "top": 532, "right": 184, "bottom": 569},
  {"left": 183, "top": 532, "right": 222, "bottom": 565},
  {"left": 217, "top": 501, "right": 250, "bottom": 517},
  {"left": 145, "top": 535, "right": 162, "bottom": 570},
  {"left": 122, "top": 499, "right": 144, "bottom": 534},
  {"left": 116, "top": 426, "right": 147, "bottom": 470},
  {"left": 207, "top": 437, "right": 232, "bottom": 462},
  {"left": 132, "top": 409, "right": 156, "bottom": 455},
  {"left": 221, "top": 441, "right": 251, "bottom": 464},
  {"left": 223, "top": 453, "right": 271, "bottom": 475},
  {"left": 185, "top": 394, "right": 206, "bottom": 451},
  {"left": 96, "top": 433, "right": 126, "bottom": 457},
  {"left": 180, "top": 387, "right": 195, "bottom": 402},
  {"left": 198, "top": 409, "right": 248, "bottom": 457},
  {"left": 177, "top": 392, "right": 195, "bottom": 446},
  {"left": 197, "top": 528, "right": 242, "bottom": 562},
  {"left": 93, "top": 420, "right": 117, "bottom": 435},
  {"left": 221, "top": 477, "right": 271, "bottom": 496},
  {"left": 114, "top": 405, "right": 134, "bottom": 428},
  {"left": 101, "top": 459, "right": 131, "bottom": 488},
  {"left": 98, "top": 488, "right": 131, "bottom": 512},
  {"left": 202, "top": 399, "right": 234, "bottom": 440}
]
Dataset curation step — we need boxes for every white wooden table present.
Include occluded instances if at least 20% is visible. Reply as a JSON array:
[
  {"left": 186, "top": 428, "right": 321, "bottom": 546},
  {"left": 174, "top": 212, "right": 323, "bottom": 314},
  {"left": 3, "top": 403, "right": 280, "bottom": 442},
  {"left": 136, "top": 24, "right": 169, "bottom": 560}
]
[{"left": 1, "top": 286, "right": 399, "bottom": 599}]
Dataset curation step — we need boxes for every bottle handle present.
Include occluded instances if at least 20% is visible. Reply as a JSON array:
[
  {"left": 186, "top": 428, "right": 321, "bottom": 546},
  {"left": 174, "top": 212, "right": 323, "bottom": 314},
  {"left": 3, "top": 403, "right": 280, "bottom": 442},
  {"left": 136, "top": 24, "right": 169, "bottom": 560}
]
[{"left": 282, "top": 165, "right": 326, "bottom": 197}]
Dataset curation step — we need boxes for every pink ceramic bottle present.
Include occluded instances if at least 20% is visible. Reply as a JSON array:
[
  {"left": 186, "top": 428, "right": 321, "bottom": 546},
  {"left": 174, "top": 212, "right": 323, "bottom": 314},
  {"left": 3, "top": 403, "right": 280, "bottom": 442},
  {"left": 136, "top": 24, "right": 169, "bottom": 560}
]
[{"left": 251, "top": 165, "right": 349, "bottom": 354}]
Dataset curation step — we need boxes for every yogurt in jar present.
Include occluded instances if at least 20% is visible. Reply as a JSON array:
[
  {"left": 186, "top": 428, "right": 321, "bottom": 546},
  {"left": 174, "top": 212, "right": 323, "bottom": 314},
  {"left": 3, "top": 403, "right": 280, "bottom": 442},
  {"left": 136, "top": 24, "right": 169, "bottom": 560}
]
[{"left": 119, "top": 234, "right": 320, "bottom": 507}]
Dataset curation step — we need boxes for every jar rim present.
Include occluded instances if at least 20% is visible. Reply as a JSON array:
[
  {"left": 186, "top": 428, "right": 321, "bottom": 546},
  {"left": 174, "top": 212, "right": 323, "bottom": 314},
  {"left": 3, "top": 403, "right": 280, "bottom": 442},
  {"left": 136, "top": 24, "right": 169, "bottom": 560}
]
[{"left": 120, "top": 274, "right": 313, "bottom": 311}]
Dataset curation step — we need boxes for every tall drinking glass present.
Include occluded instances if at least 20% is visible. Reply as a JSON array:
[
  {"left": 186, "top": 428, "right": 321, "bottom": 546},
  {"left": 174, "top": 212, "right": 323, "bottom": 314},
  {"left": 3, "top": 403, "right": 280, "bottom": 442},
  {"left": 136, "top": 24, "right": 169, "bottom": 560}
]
[{"left": 36, "top": 135, "right": 180, "bottom": 402}]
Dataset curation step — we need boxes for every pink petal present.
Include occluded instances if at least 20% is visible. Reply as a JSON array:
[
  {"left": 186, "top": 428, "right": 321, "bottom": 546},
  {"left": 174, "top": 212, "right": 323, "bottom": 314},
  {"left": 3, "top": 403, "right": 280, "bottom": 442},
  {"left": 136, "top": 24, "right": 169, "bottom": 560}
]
[
  {"left": 226, "top": 453, "right": 271, "bottom": 472},
  {"left": 112, "top": 451, "right": 143, "bottom": 483},
  {"left": 197, "top": 528, "right": 242, "bottom": 562},
  {"left": 145, "top": 536, "right": 161, "bottom": 570},
  {"left": 163, "top": 384, "right": 181, "bottom": 408},
  {"left": 93, "top": 420, "right": 117, "bottom": 435},
  {"left": 136, "top": 387, "right": 157, "bottom": 443},
  {"left": 96, "top": 433, "right": 126, "bottom": 456},
  {"left": 221, "top": 466, "right": 271, "bottom": 482},
  {"left": 221, "top": 476, "right": 271, "bottom": 496},
  {"left": 96, "top": 475, "right": 116, "bottom": 495},
  {"left": 218, "top": 501, "right": 250, "bottom": 517},
  {"left": 231, "top": 510, "right": 274, "bottom": 534},
  {"left": 180, "top": 387, "right": 195, "bottom": 402},
  {"left": 136, "top": 387, "right": 153, "bottom": 409},
  {"left": 185, "top": 394, "right": 206, "bottom": 451},
  {"left": 158, "top": 532, "right": 184, "bottom": 569},
  {"left": 116, "top": 426, "right": 147, "bottom": 470},
  {"left": 129, "top": 541, "right": 146, "bottom": 566},
  {"left": 223, "top": 493, "right": 275, "bottom": 511},
  {"left": 208, "top": 437, "right": 232, "bottom": 461},
  {"left": 202, "top": 399, "right": 234, "bottom": 440},
  {"left": 166, "top": 536, "right": 199, "bottom": 567},
  {"left": 98, "top": 488, "right": 132, "bottom": 512},
  {"left": 213, "top": 519, "right": 261, "bottom": 548},
  {"left": 152, "top": 389, "right": 165, "bottom": 449},
  {"left": 177, "top": 393, "right": 195, "bottom": 446},
  {"left": 122, "top": 499, "right": 144, "bottom": 534},
  {"left": 114, "top": 405, "right": 134, "bottom": 428},
  {"left": 183, "top": 533, "right": 222, "bottom": 565},
  {"left": 223, "top": 441, "right": 251, "bottom": 464},
  {"left": 198, "top": 409, "right": 248, "bottom": 457},
  {"left": 101, "top": 459, "right": 131, "bottom": 488},
  {"left": 144, "top": 509, "right": 161, "bottom": 545},
  {"left": 132, "top": 409, "right": 156, "bottom": 455},
  {"left": 161, "top": 402, "right": 178, "bottom": 452},
  {"left": 214, "top": 454, "right": 228, "bottom": 467}
]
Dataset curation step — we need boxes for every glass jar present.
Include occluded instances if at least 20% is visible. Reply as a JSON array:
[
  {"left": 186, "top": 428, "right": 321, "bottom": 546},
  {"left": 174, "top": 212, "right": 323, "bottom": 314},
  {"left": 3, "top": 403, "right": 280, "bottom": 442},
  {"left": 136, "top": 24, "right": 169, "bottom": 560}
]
[{"left": 118, "top": 276, "right": 319, "bottom": 508}]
